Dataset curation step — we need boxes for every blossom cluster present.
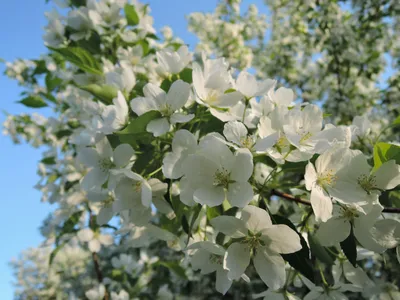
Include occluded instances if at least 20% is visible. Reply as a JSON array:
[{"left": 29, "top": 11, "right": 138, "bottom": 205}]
[{"left": 3, "top": 0, "right": 400, "bottom": 299}]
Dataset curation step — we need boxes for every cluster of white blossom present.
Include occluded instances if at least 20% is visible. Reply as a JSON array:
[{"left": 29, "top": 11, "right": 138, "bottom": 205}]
[{"left": 3, "top": 0, "right": 400, "bottom": 299}]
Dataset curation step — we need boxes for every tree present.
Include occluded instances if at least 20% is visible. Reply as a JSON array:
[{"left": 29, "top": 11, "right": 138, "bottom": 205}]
[{"left": 3, "top": 0, "right": 400, "bottom": 299}]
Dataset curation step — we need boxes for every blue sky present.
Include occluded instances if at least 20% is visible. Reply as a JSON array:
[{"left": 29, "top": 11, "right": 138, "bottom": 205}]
[{"left": 0, "top": 0, "right": 267, "bottom": 298}]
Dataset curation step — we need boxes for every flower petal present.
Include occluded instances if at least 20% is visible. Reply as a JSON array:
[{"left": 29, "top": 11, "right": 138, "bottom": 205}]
[
  {"left": 230, "top": 148, "right": 253, "bottom": 182},
  {"left": 227, "top": 181, "right": 253, "bottom": 208},
  {"left": 315, "top": 217, "right": 350, "bottom": 246},
  {"left": 261, "top": 224, "right": 302, "bottom": 254},
  {"left": 170, "top": 112, "right": 194, "bottom": 124},
  {"left": 130, "top": 96, "right": 158, "bottom": 116},
  {"left": 193, "top": 186, "right": 225, "bottom": 207},
  {"left": 253, "top": 248, "right": 286, "bottom": 290},
  {"left": 113, "top": 143, "right": 134, "bottom": 168},
  {"left": 146, "top": 118, "right": 170, "bottom": 137},
  {"left": 216, "top": 267, "right": 232, "bottom": 295},
  {"left": 241, "top": 205, "right": 272, "bottom": 232},
  {"left": 310, "top": 186, "right": 332, "bottom": 222},
  {"left": 166, "top": 79, "right": 191, "bottom": 110},
  {"left": 223, "top": 121, "right": 248, "bottom": 146},
  {"left": 224, "top": 243, "right": 250, "bottom": 280},
  {"left": 210, "top": 216, "right": 247, "bottom": 238}
]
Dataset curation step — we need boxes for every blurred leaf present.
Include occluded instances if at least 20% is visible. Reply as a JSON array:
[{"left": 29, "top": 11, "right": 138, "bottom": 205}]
[
  {"left": 41, "top": 157, "right": 56, "bottom": 165},
  {"left": 48, "top": 46, "right": 103, "bottom": 75},
  {"left": 308, "top": 234, "right": 335, "bottom": 265},
  {"left": 340, "top": 226, "right": 357, "bottom": 267},
  {"left": 179, "top": 68, "right": 192, "bottom": 84},
  {"left": 117, "top": 111, "right": 161, "bottom": 135},
  {"left": 80, "top": 84, "right": 118, "bottom": 104},
  {"left": 19, "top": 95, "right": 47, "bottom": 108},
  {"left": 373, "top": 142, "right": 400, "bottom": 170},
  {"left": 124, "top": 4, "right": 139, "bottom": 26}
]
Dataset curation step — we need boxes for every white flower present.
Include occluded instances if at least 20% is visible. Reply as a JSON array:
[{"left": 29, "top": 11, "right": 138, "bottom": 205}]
[
  {"left": 192, "top": 55, "right": 243, "bottom": 118},
  {"left": 332, "top": 153, "right": 400, "bottom": 204},
  {"left": 157, "top": 284, "right": 174, "bottom": 300},
  {"left": 369, "top": 218, "right": 400, "bottom": 260},
  {"left": 85, "top": 284, "right": 106, "bottom": 300},
  {"left": 302, "top": 276, "right": 361, "bottom": 300},
  {"left": 187, "top": 241, "right": 245, "bottom": 295},
  {"left": 105, "top": 66, "right": 136, "bottom": 93},
  {"left": 77, "top": 137, "right": 135, "bottom": 191},
  {"left": 67, "top": 7, "right": 93, "bottom": 41},
  {"left": 130, "top": 80, "right": 193, "bottom": 136},
  {"left": 253, "top": 289, "right": 301, "bottom": 300},
  {"left": 351, "top": 114, "right": 371, "bottom": 139},
  {"left": 100, "top": 92, "right": 129, "bottom": 134},
  {"left": 110, "top": 290, "right": 129, "bottom": 300},
  {"left": 111, "top": 253, "right": 143, "bottom": 275},
  {"left": 221, "top": 121, "right": 277, "bottom": 153},
  {"left": 156, "top": 45, "right": 192, "bottom": 76},
  {"left": 304, "top": 147, "right": 356, "bottom": 222},
  {"left": 211, "top": 205, "right": 302, "bottom": 289},
  {"left": 315, "top": 202, "right": 387, "bottom": 252},
  {"left": 266, "top": 86, "right": 294, "bottom": 107},
  {"left": 235, "top": 71, "right": 275, "bottom": 99},
  {"left": 114, "top": 173, "right": 152, "bottom": 225},
  {"left": 88, "top": 0, "right": 121, "bottom": 27},
  {"left": 181, "top": 134, "right": 254, "bottom": 207},
  {"left": 77, "top": 228, "right": 113, "bottom": 252},
  {"left": 162, "top": 129, "right": 198, "bottom": 179}
]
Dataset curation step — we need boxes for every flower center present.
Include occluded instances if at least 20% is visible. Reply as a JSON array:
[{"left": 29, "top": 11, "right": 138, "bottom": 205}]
[
  {"left": 244, "top": 231, "right": 265, "bottom": 252},
  {"left": 98, "top": 158, "right": 114, "bottom": 172},
  {"left": 357, "top": 174, "right": 376, "bottom": 193},
  {"left": 209, "top": 254, "right": 223, "bottom": 265},
  {"left": 134, "top": 181, "right": 142, "bottom": 193},
  {"left": 159, "top": 103, "right": 174, "bottom": 117},
  {"left": 213, "top": 168, "right": 232, "bottom": 188},
  {"left": 340, "top": 206, "right": 360, "bottom": 221},
  {"left": 275, "top": 135, "right": 290, "bottom": 153},
  {"left": 240, "top": 136, "right": 255, "bottom": 149},
  {"left": 299, "top": 131, "right": 313, "bottom": 145},
  {"left": 316, "top": 170, "right": 337, "bottom": 188}
]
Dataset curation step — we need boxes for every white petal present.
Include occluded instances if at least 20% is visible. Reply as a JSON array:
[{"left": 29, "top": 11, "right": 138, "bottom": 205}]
[
  {"left": 374, "top": 160, "right": 400, "bottom": 190},
  {"left": 353, "top": 222, "right": 386, "bottom": 253},
  {"left": 77, "top": 228, "right": 94, "bottom": 242},
  {"left": 253, "top": 249, "right": 286, "bottom": 290},
  {"left": 172, "top": 129, "right": 197, "bottom": 153},
  {"left": 236, "top": 71, "right": 258, "bottom": 98},
  {"left": 77, "top": 147, "right": 100, "bottom": 167},
  {"left": 81, "top": 168, "right": 108, "bottom": 191},
  {"left": 166, "top": 79, "right": 191, "bottom": 110},
  {"left": 216, "top": 267, "right": 232, "bottom": 295},
  {"left": 261, "top": 224, "right": 302, "bottom": 254},
  {"left": 98, "top": 234, "right": 113, "bottom": 246},
  {"left": 146, "top": 118, "right": 170, "bottom": 136},
  {"left": 130, "top": 96, "right": 158, "bottom": 116},
  {"left": 170, "top": 112, "right": 194, "bottom": 124},
  {"left": 223, "top": 121, "right": 248, "bottom": 145},
  {"left": 273, "top": 87, "right": 294, "bottom": 106},
  {"left": 193, "top": 186, "right": 225, "bottom": 207},
  {"left": 210, "top": 216, "right": 247, "bottom": 238},
  {"left": 114, "top": 91, "right": 129, "bottom": 119},
  {"left": 141, "top": 180, "right": 152, "bottom": 207},
  {"left": 241, "top": 205, "right": 272, "bottom": 233},
  {"left": 113, "top": 143, "right": 134, "bottom": 168},
  {"left": 97, "top": 205, "right": 114, "bottom": 225},
  {"left": 304, "top": 162, "right": 317, "bottom": 191},
  {"left": 315, "top": 217, "right": 350, "bottom": 246},
  {"left": 88, "top": 239, "right": 101, "bottom": 252},
  {"left": 95, "top": 137, "right": 113, "bottom": 159},
  {"left": 369, "top": 219, "right": 399, "bottom": 249},
  {"left": 254, "top": 133, "right": 279, "bottom": 152},
  {"left": 230, "top": 148, "right": 254, "bottom": 182},
  {"left": 224, "top": 243, "right": 250, "bottom": 280},
  {"left": 227, "top": 181, "right": 253, "bottom": 208},
  {"left": 143, "top": 82, "right": 166, "bottom": 104},
  {"left": 310, "top": 187, "right": 332, "bottom": 222}
]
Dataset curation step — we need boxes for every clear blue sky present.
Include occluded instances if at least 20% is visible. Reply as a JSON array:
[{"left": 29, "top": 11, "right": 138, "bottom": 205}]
[{"left": 0, "top": 0, "right": 267, "bottom": 298}]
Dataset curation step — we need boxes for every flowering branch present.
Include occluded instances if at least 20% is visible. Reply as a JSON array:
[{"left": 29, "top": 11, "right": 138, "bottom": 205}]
[{"left": 271, "top": 189, "right": 400, "bottom": 214}]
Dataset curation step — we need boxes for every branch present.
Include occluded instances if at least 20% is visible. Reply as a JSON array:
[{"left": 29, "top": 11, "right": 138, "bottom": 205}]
[
  {"left": 92, "top": 252, "right": 109, "bottom": 300},
  {"left": 271, "top": 189, "right": 400, "bottom": 214}
]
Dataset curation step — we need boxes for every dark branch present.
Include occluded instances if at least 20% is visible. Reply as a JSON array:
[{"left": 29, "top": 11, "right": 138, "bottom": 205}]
[{"left": 271, "top": 189, "right": 400, "bottom": 214}]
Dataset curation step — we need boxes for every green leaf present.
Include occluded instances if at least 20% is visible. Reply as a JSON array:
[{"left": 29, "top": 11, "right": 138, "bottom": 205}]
[
  {"left": 41, "top": 157, "right": 56, "bottom": 165},
  {"left": 181, "top": 215, "right": 190, "bottom": 234},
  {"left": 340, "top": 226, "right": 357, "bottom": 267},
  {"left": 124, "top": 4, "right": 139, "bottom": 26},
  {"left": 392, "top": 116, "right": 400, "bottom": 126},
  {"left": 70, "top": 0, "right": 86, "bottom": 7},
  {"left": 271, "top": 215, "right": 314, "bottom": 282},
  {"left": 19, "top": 95, "right": 47, "bottom": 108},
  {"left": 80, "top": 84, "right": 118, "bottom": 104},
  {"left": 323, "top": 113, "right": 332, "bottom": 118},
  {"left": 49, "top": 240, "right": 68, "bottom": 266},
  {"left": 45, "top": 73, "right": 63, "bottom": 91},
  {"left": 160, "top": 78, "right": 173, "bottom": 92},
  {"left": 373, "top": 142, "right": 400, "bottom": 170},
  {"left": 206, "top": 206, "right": 222, "bottom": 220},
  {"left": 56, "top": 211, "right": 83, "bottom": 246},
  {"left": 48, "top": 46, "right": 103, "bottom": 75},
  {"left": 179, "top": 68, "right": 192, "bottom": 84},
  {"left": 308, "top": 234, "right": 335, "bottom": 265},
  {"left": 117, "top": 111, "right": 162, "bottom": 135},
  {"left": 55, "top": 129, "right": 73, "bottom": 139},
  {"left": 224, "top": 88, "right": 236, "bottom": 94},
  {"left": 157, "top": 261, "right": 187, "bottom": 279}
]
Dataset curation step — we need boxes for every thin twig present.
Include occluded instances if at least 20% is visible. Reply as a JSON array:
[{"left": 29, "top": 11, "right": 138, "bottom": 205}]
[{"left": 271, "top": 189, "right": 400, "bottom": 214}]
